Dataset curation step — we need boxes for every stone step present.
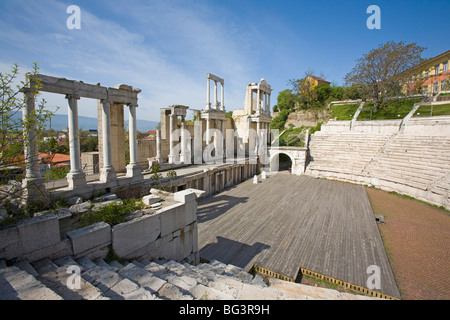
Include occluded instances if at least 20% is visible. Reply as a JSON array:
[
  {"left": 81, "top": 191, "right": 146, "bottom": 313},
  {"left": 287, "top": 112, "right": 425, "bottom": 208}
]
[
  {"left": 81, "top": 264, "right": 157, "bottom": 300},
  {"left": 13, "top": 260, "right": 39, "bottom": 277},
  {"left": 53, "top": 256, "right": 82, "bottom": 270},
  {"left": 0, "top": 255, "right": 384, "bottom": 300},
  {"left": 0, "top": 266, "right": 63, "bottom": 300},
  {"left": 118, "top": 263, "right": 167, "bottom": 294},
  {"left": 37, "top": 266, "right": 108, "bottom": 300},
  {"left": 76, "top": 256, "right": 98, "bottom": 270},
  {"left": 32, "top": 258, "right": 59, "bottom": 275},
  {"left": 94, "top": 258, "right": 119, "bottom": 272}
]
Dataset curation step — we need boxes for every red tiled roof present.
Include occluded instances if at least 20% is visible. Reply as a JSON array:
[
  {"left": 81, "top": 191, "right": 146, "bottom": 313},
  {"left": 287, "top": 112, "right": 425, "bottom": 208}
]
[
  {"left": 422, "top": 72, "right": 450, "bottom": 86},
  {"left": 309, "top": 75, "right": 330, "bottom": 84}
]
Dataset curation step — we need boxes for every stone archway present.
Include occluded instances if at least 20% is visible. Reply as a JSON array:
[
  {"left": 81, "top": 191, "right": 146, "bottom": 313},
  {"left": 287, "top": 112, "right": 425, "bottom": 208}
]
[
  {"left": 268, "top": 147, "right": 308, "bottom": 175},
  {"left": 269, "top": 152, "right": 294, "bottom": 174}
]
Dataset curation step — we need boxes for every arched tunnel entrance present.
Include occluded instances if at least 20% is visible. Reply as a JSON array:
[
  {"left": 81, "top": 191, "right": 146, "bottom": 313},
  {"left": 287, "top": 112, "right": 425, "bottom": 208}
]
[{"left": 270, "top": 152, "right": 293, "bottom": 173}]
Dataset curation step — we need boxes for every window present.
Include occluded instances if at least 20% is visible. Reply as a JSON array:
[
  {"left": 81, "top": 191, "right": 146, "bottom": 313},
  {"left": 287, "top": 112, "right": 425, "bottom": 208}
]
[
  {"left": 442, "top": 80, "right": 450, "bottom": 91},
  {"left": 436, "top": 64, "right": 440, "bottom": 75},
  {"left": 424, "top": 86, "right": 428, "bottom": 94},
  {"left": 444, "top": 61, "right": 449, "bottom": 72},
  {"left": 433, "top": 82, "right": 438, "bottom": 93},
  {"left": 425, "top": 70, "right": 429, "bottom": 77}
]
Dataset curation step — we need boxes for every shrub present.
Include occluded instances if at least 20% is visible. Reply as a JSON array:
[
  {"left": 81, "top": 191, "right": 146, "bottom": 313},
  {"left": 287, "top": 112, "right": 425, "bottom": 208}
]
[
  {"left": 167, "top": 170, "right": 177, "bottom": 178},
  {"left": 79, "top": 198, "right": 144, "bottom": 227}
]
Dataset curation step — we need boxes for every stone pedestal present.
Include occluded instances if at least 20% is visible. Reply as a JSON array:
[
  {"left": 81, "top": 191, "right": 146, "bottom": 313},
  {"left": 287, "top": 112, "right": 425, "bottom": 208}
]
[
  {"left": 100, "top": 167, "right": 117, "bottom": 184},
  {"left": 22, "top": 177, "right": 49, "bottom": 206},
  {"left": 67, "top": 172, "right": 87, "bottom": 189},
  {"left": 126, "top": 163, "right": 143, "bottom": 181}
]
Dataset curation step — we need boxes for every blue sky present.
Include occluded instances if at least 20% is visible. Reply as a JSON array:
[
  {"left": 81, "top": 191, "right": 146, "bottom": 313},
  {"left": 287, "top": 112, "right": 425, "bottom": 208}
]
[{"left": 0, "top": 0, "right": 449, "bottom": 122}]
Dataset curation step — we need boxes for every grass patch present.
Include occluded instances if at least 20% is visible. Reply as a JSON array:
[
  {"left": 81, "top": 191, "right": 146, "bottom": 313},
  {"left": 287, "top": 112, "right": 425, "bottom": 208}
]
[
  {"left": 329, "top": 104, "right": 359, "bottom": 120},
  {"left": 279, "top": 126, "right": 306, "bottom": 147},
  {"left": 358, "top": 98, "right": 422, "bottom": 120},
  {"left": 330, "top": 98, "right": 422, "bottom": 121},
  {"left": 414, "top": 103, "right": 450, "bottom": 117}
]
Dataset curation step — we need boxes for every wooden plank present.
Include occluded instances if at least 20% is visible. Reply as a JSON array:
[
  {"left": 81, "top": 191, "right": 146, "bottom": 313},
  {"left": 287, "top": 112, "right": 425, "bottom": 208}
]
[{"left": 197, "top": 173, "right": 401, "bottom": 298}]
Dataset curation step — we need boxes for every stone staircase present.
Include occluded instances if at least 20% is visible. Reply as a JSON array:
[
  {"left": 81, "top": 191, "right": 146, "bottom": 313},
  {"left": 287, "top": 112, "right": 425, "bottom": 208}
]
[{"left": 0, "top": 257, "right": 378, "bottom": 300}]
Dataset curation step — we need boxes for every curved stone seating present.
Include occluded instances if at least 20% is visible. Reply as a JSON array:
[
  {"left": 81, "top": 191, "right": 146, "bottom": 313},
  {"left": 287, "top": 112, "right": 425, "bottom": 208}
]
[{"left": 306, "top": 131, "right": 450, "bottom": 210}]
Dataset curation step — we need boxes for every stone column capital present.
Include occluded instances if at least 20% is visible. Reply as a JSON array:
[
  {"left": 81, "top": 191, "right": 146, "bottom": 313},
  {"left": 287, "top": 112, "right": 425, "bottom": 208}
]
[
  {"left": 21, "top": 86, "right": 37, "bottom": 96},
  {"left": 66, "top": 94, "right": 81, "bottom": 100}
]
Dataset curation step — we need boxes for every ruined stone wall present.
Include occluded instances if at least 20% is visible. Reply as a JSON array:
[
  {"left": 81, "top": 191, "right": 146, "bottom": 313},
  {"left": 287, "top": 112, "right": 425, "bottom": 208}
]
[{"left": 0, "top": 190, "right": 199, "bottom": 265}]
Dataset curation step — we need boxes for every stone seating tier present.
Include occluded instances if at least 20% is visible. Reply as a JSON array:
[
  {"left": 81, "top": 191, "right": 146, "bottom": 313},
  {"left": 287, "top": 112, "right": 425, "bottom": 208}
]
[
  {"left": 0, "top": 256, "right": 378, "bottom": 300},
  {"left": 306, "top": 132, "right": 450, "bottom": 210}
]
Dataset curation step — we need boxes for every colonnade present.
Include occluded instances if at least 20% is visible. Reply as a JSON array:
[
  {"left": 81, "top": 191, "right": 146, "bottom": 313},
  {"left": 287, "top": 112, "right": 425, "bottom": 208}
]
[{"left": 21, "top": 74, "right": 142, "bottom": 202}]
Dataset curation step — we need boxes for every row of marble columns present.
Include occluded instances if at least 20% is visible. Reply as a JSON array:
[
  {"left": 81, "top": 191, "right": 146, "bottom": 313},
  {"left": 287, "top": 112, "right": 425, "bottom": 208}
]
[
  {"left": 255, "top": 89, "right": 271, "bottom": 115},
  {"left": 22, "top": 92, "right": 142, "bottom": 193},
  {"left": 205, "top": 76, "right": 224, "bottom": 111}
]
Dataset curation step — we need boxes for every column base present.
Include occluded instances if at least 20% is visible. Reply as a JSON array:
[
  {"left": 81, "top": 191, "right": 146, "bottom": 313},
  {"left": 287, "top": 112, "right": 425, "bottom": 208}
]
[
  {"left": 126, "top": 163, "right": 143, "bottom": 181},
  {"left": 22, "top": 177, "right": 49, "bottom": 206},
  {"left": 67, "top": 171, "right": 87, "bottom": 190},
  {"left": 100, "top": 167, "right": 117, "bottom": 183}
]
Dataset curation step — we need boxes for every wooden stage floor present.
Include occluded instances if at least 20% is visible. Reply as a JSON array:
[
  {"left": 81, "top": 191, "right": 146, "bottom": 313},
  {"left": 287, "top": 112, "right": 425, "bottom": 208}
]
[{"left": 197, "top": 173, "right": 401, "bottom": 298}]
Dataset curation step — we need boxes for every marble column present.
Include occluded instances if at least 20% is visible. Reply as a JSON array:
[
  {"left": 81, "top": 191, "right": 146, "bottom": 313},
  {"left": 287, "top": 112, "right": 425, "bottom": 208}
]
[
  {"left": 66, "top": 94, "right": 87, "bottom": 189},
  {"left": 100, "top": 99, "right": 116, "bottom": 183},
  {"left": 256, "top": 87, "right": 261, "bottom": 115},
  {"left": 156, "top": 129, "right": 162, "bottom": 163},
  {"left": 126, "top": 104, "right": 143, "bottom": 180},
  {"left": 213, "top": 119, "right": 218, "bottom": 159},
  {"left": 256, "top": 120, "right": 261, "bottom": 155},
  {"left": 206, "top": 78, "right": 211, "bottom": 111},
  {"left": 214, "top": 81, "right": 218, "bottom": 110},
  {"left": 205, "top": 118, "right": 211, "bottom": 162},
  {"left": 220, "top": 82, "right": 225, "bottom": 111},
  {"left": 168, "top": 113, "right": 175, "bottom": 164},
  {"left": 22, "top": 87, "right": 48, "bottom": 202},
  {"left": 180, "top": 116, "right": 186, "bottom": 163}
]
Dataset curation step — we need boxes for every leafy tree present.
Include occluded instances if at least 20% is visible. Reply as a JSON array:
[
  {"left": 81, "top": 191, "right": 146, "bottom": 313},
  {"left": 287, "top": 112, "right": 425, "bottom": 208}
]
[
  {"left": 1, "top": 63, "right": 55, "bottom": 172},
  {"left": 271, "top": 109, "right": 290, "bottom": 131},
  {"left": 344, "top": 41, "right": 425, "bottom": 111},
  {"left": 273, "top": 89, "right": 297, "bottom": 112}
]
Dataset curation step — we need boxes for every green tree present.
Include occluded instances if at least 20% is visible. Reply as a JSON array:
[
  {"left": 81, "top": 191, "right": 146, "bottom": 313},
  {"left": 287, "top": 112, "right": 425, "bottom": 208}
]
[
  {"left": 271, "top": 109, "right": 290, "bottom": 131},
  {"left": 344, "top": 41, "right": 425, "bottom": 111},
  {"left": 0, "top": 63, "right": 55, "bottom": 171},
  {"left": 273, "top": 89, "right": 297, "bottom": 112}
]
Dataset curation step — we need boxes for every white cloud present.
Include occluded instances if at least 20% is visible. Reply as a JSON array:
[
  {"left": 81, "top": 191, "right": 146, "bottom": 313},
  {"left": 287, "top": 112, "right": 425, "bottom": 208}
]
[{"left": 0, "top": 0, "right": 264, "bottom": 122}]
